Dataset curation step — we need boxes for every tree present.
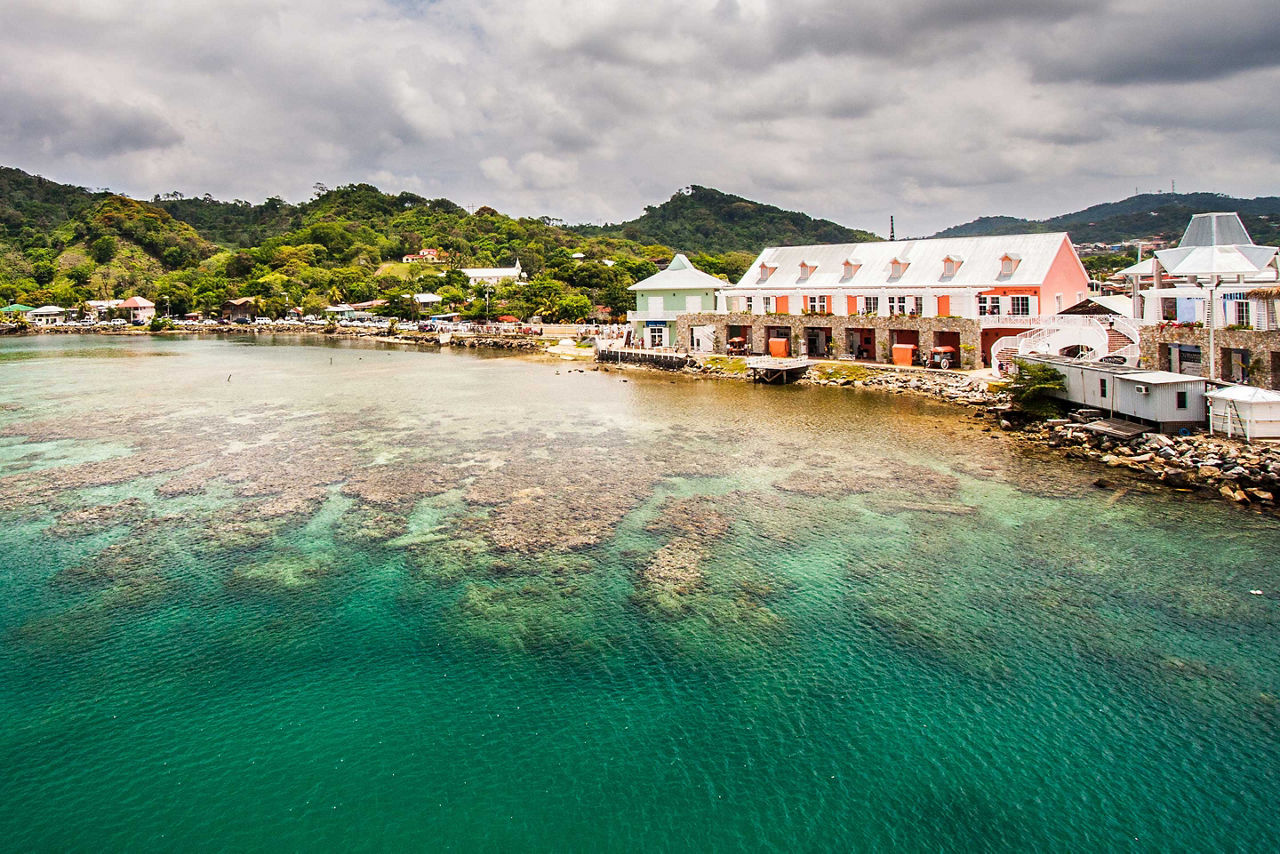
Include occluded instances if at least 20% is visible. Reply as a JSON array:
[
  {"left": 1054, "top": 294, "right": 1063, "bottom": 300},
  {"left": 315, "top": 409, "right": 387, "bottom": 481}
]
[
  {"left": 225, "top": 252, "right": 255, "bottom": 279},
  {"left": 552, "top": 292, "right": 593, "bottom": 322},
  {"left": 89, "top": 235, "right": 117, "bottom": 264},
  {"left": 67, "top": 264, "right": 94, "bottom": 287},
  {"left": 1006, "top": 360, "right": 1067, "bottom": 417},
  {"left": 32, "top": 260, "right": 56, "bottom": 286}
]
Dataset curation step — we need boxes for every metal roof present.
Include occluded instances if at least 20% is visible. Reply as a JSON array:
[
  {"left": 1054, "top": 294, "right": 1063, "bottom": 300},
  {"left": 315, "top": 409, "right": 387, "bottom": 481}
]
[
  {"left": 628, "top": 253, "right": 725, "bottom": 291},
  {"left": 1118, "top": 371, "right": 1204, "bottom": 385},
  {"left": 1206, "top": 385, "right": 1280, "bottom": 403},
  {"left": 1156, "top": 244, "right": 1278, "bottom": 277},
  {"left": 726, "top": 232, "right": 1075, "bottom": 291},
  {"left": 1179, "top": 212, "right": 1252, "bottom": 247}
]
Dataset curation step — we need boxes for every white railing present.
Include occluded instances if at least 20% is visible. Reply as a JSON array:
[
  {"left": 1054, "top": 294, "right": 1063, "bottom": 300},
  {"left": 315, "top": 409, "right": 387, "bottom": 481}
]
[
  {"left": 990, "top": 315, "right": 1140, "bottom": 375},
  {"left": 628, "top": 310, "right": 683, "bottom": 322}
]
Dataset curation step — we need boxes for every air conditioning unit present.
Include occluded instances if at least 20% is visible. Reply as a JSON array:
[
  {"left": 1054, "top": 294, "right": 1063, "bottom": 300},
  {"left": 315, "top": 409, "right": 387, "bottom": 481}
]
[{"left": 1133, "top": 384, "right": 1150, "bottom": 395}]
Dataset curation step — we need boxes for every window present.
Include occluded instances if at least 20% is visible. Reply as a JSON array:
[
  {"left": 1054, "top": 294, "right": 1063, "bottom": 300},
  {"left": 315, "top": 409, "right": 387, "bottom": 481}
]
[
  {"left": 942, "top": 256, "right": 962, "bottom": 277},
  {"left": 911, "top": 296, "right": 922, "bottom": 316},
  {"left": 1176, "top": 390, "right": 1188, "bottom": 410},
  {"left": 1055, "top": 294, "right": 1063, "bottom": 311},
  {"left": 978, "top": 295, "right": 1000, "bottom": 316},
  {"left": 805, "top": 295, "right": 829, "bottom": 313},
  {"left": 841, "top": 261, "right": 860, "bottom": 282},
  {"left": 890, "top": 259, "right": 909, "bottom": 278},
  {"left": 1000, "top": 254, "right": 1021, "bottom": 276},
  {"left": 1100, "top": 378, "right": 1108, "bottom": 398},
  {"left": 647, "top": 326, "right": 667, "bottom": 348},
  {"left": 1010, "top": 296, "right": 1031, "bottom": 316},
  {"left": 762, "top": 296, "right": 775, "bottom": 313},
  {"left": 686, "top": 295, "right": 704, "bottom": 313},
  {"left": 1235, "top": 301, "right": 1251, "bottom": 327},
  {"left": 648, "top": 296, "right": 664, "bottom": 314},
  {"left": 798, "top": 262, "right": 817, "bottom": 281},
  {"left": 888, "top": 296, "right": 907, "bottom": 315},
  {"left": 744, "top": 297, "right": 754, "bottom": 313},
  {"left": 862, "top": 296, "right": 879, "bottom": 315},
  {"left": 757, "top": 263, "right": 776, "bottom": 283}
]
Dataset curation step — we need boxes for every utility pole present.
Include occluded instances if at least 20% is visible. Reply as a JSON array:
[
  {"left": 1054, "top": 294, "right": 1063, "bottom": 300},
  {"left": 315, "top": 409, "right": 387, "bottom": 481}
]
[{"left": 890, "top": 216, "right": 895, "bottom": 241}]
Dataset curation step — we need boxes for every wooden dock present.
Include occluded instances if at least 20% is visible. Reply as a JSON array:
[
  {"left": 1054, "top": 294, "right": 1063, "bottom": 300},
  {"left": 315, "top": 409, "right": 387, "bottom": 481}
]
[
  {"left": 1079, "top": 417, "right": 1150, "bottom": 439},
  {"left": 596, "top": 346, "right": 692, "bottom": 370},
  {"left": 746, "top": 356, "right": 814, "bottom": 384}
]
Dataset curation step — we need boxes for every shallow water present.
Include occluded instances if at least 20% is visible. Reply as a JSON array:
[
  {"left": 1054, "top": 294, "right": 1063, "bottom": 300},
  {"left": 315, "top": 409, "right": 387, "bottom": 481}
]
[{"left": 1, "top": 334, "right": 1278, "bottom": 852}]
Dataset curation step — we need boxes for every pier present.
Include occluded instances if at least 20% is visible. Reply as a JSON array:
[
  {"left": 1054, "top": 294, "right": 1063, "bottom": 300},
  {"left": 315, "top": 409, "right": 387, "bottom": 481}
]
[
  {"left": 596, "top": 346, "right": 692, "bottom": 370},
  {"left": 746, "top": 356, "right": 814, "bottom": 384}
]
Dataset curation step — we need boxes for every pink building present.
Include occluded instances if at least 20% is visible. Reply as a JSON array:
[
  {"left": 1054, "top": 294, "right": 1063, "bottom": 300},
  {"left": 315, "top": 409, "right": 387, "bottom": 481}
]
[{"left": 118, "top": 296, "right": 156, "bottom": 323}]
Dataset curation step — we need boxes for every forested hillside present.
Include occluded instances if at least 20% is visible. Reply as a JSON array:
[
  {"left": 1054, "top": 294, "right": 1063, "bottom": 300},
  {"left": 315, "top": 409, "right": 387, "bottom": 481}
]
[
  {"left": 572, "top": 186, "right": 881, "bottom": 254},
  {"left": 0, "top": 168, "right": 751, "bottom": 323},
  {"left": 934, "top": 193, "right": 1280, "bottom": 246}
]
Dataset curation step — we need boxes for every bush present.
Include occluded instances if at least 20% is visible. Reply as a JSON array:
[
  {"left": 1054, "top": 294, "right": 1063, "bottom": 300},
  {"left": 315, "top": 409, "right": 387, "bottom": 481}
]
[{"left": 1006, "top": 360, "right": 1066, "bottom": 417}]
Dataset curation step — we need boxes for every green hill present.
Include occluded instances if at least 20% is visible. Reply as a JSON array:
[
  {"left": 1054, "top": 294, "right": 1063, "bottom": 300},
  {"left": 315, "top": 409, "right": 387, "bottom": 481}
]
[
  {"left": 934, "top": 193, "right": 1280, "bottom": 246},
  {"left": 0, "top": 168, "right": 707, "bottom": 323},
  {"left": 572, "top": 185, "right": 882, "bottom": 254},
  {"left": 0, "top": 168, "right": 220, "bottom": 307}
]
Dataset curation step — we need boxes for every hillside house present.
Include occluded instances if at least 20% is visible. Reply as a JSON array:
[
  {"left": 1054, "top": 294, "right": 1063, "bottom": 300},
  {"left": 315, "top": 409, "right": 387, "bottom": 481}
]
[
  {"left": 462, "top": 261, "right": 523, "bottom": 287},
  {"left": 220, "top": 297, "right": 257, "bottom": 322},
  {"left": 402, "top": 248, "right": 443, "bottom": 263},
  {"left": 119, "top": 296, "right": 156, "bottom": 323}
]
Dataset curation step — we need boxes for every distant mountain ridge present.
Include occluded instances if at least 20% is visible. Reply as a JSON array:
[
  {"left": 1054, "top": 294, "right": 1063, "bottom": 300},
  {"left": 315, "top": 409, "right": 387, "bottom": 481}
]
[
  {"left": 933, "top": 192, "right": 1280, "bottom": 246},
  {"left": 571, "top": 185, "right": 881, "bottom": 254}
]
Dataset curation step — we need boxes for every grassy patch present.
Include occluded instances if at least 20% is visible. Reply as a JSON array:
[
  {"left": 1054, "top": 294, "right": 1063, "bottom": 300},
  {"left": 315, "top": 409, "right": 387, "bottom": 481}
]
[
  {"left": 703, "top": 356, "right": 748, "bottom": 375},
  {"left": 812, "top": 363, "right": 869, "bottom": 382}
]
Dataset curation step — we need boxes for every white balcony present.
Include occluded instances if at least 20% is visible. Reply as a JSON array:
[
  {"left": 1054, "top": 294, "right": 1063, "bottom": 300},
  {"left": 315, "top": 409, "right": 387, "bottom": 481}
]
[
  {"left": 629, "top": 309, "right": 682, "bottom": 322},
  {"left": 978, "top": 313, "right": 1041, "bottom": 328}
]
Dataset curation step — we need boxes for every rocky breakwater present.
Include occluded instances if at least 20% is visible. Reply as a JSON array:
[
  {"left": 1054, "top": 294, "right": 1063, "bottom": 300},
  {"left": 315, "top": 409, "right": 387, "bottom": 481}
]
[
  {"left": 805, "top": 364, "right": 1003, "bottom": 409},
  {"left": 686, "top": 357, "right": 1004, "bottom": 408},
  {"left": 1036, "top": 422, "right": 1280, "bottom": 512},
  {"left": 373, "top": 331, "right": 544, "bottom": 351}
]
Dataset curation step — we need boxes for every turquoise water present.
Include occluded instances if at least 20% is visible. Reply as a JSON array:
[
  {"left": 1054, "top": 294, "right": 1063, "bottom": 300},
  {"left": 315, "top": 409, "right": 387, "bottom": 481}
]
[{"left": 1, "top": 334, "right": 1278, "bottom": 852}]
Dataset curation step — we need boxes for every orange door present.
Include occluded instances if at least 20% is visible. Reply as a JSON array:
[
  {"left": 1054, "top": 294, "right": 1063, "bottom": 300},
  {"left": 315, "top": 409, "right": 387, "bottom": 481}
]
[{"left": 936, "top": 295, "right": 950, "bottom": 316}]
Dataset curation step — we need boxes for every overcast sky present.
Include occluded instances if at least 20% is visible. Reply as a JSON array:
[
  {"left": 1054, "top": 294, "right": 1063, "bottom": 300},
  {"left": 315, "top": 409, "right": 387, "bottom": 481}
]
[{"left": 2, "top": 0, "right": 1277, "bottom": 237}]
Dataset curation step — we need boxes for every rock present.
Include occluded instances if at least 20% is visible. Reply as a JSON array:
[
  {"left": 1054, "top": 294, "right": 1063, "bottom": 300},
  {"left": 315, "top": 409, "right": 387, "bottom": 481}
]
[
  {"left": 1220, "top": 485, "right": 1250, "bottom": 503},
  {"left": 1198, "top": 465, "right": 1222, "bottom": 479}
]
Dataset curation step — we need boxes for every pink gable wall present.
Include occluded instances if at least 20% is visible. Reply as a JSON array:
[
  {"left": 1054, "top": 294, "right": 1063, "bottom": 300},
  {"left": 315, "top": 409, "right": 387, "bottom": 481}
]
[{"left": 1038, "top": 236, "right": 1090, "bottom": 313}]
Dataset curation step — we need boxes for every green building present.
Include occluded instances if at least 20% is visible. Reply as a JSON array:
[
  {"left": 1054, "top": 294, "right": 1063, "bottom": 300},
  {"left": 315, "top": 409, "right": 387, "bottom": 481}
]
[{"left": 628, "top": 254, "right": 723, "bottom": 349}]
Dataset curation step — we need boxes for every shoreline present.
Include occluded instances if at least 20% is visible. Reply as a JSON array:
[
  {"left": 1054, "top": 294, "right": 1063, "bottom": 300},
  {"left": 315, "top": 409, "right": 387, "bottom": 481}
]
[
  {"left": 600, "top": 352, "right": 1280, "bottom": 517},
  {"left": 6, "top": 325, "right": 1279, "bottom": 516}
]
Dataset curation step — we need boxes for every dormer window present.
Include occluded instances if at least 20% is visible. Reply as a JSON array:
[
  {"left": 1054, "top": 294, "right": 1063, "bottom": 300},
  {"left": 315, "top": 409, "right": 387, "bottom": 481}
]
[
  {"left": 1000, "top": 254, "right": 1021, "bottom": 277},
  {"left": 840, "top": 260, "right": 860, "bottom": 282},
  {"left": 757, "top": 263, "right": 776, "bottom": 283},
  {"left": 889, "top": 258, "right": 909, "bottom": 279},
  {"left": 798, "top": 261, "right": 817, "bottom": 281},
  {"left": 942, "top": 255, "right": 963, "bottom": 277}
]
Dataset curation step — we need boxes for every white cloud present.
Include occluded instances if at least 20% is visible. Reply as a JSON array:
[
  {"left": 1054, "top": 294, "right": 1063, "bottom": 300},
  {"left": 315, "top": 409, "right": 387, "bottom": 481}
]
[{"left": 0, "top": 0, "right": 1276, "bottom": 235}]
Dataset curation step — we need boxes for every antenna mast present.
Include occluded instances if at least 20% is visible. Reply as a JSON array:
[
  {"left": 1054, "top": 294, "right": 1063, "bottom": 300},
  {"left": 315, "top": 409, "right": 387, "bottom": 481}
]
[{"left": 889, "top": 216, "right": 895, "bottom": 241}]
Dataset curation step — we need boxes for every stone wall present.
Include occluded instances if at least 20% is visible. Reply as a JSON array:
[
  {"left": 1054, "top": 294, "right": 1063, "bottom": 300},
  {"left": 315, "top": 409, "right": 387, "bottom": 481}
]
[
  {"left": 1140, "top": 326, "right": 1280, "bottom": 389},
  {"left": 675, "top": 312, "right": 984, "bottom": 368}
]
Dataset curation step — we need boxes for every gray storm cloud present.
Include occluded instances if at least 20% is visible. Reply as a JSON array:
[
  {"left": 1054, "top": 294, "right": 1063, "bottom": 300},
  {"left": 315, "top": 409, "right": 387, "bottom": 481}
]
[{"left": 0, "top": 0, "right": 1276, "bottom": 236}]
